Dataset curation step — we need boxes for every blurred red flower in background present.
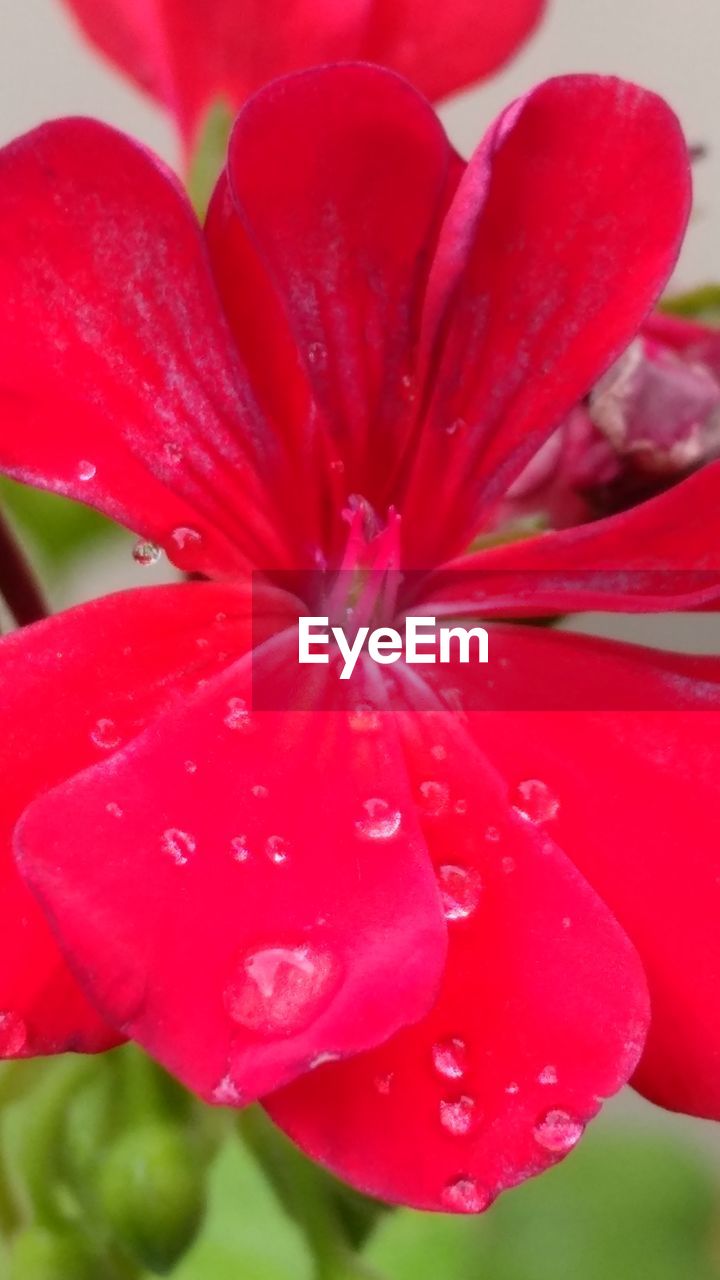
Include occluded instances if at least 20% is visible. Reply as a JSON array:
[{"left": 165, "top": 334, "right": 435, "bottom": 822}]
[
  {"left": 0, "top": 66, "right": 719, "bottom": 1213},
  {"left": 59, "top": 0, "right": 547, "bottom": 150}
]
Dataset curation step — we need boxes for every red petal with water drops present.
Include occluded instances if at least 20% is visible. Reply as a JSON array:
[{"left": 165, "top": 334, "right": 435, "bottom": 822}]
[
  {"left": 363, "top": 0, "right": 546, "bottom": 103},
  {"left": 0, "top": 581, "right": 252, "bottom": 1058},
  {"left": 16, "top": 652, "right": 447, "bottom": 1101},
  {"left": 224, "top": 65, "right": 458, "bottom": 555},
  {"left": 434, "top": 626, "right": 720, "bottom": 1119},
  {"left": 0, "top": 117, "right": 294, "bottom": 577},
  {"left": 267, "top": 703, "right": 649, "bottom": 1211},
  {"left": 422, "top": 462, "right": 720, "bottom": 618},
  {"left": 404, "top": 76, "right": 691, "bottom": 565}
]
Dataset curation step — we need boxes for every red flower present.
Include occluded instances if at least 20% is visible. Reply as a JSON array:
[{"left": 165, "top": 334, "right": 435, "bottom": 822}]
[
  {"left": 0, "top": 67, "right": 718, "bottom": 1213},
  {"left": 503, "top": 311, "right": 720, "bottom": 529},
  {"left": 59, "top": 0, "right": 546, "bottom": 151}
]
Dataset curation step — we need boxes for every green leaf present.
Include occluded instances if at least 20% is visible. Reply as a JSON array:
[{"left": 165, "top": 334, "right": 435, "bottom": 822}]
[
  {"left": 365, "top": 1120, "right": 720, "bottom": 1280},
  {"left": 661, "top": 284, "right": 720, "bottom": 324},
  {"left": 0, "top": 478, "right": 117, "bottom": 571},
  {"left": 173, "top": 1135, "right": 313, "bottom": 1280}
]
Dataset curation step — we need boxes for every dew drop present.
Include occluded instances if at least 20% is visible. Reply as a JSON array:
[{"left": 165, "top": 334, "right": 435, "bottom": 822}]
[
  {"left": 106, "top": 802, "right": 124, "bottom": 819},
  {"left": 133, "top": 539, "right": 161, "bottom": 567},
  {"left": 355, "top": 799, "right": 401, "bottom": 841},
  {"left": 485, "top": 826, "right": 501, "bottom": 843},
  {"left": 432, "top": 1037, "right": 468, "bottom": 1081},
  {"left": 440, "top": 1096, "right": 478, "bottom": 1137},
  {"left": 307, "top": 341, "right": 327, "bottom": 367},
  {"left": 511, "top": 779, "right": 559, "bottom": 824},
  {"left": 562, "top": 916, "right": 572, "bottom": 929},
  {"left": 161, "top": 828, "right": 196, "bottom": 866},
  {"left": 329, "top": 459, "right": 345, "bottom": 476},
  {"left": 77, "top": 459, "right": 96, "bottom": 482},
  {"left": 374, "top": 1071, "right": 394, "bottom": 1095},
  {"left": 231, "top": 836, "right": 250, "bottom": 863},
  {"left": 91, "top": 718, "right": 121, "bottom": 750},
  {"left": 266, "top": 835, "right": 290, "bottom": 865},
  {"left": 185, "top": 760, "right": 198, "bottom": 774},
  {"left": 437, "top": 865, "right": 483, "bottom": 922},
  {"left": 445, "top": 418, "right": 467, "bottom": 438},
  {"left": 501, "top": 856, "right": 516, "bottom": 874},
  {"left": 441, "top": 1177, "right": 489, "bottom": 1214},
  {"left": 251, "top": 784, "right": 269, "bottom": 800},
  {"left": 0, "top": 1012, "right": 28, "bottom": 1056},
  {"left": 224, "top": 697, "right": 252, "bottom": 732},
  {"left": 533, "top": 1109, "right": 584, "bottom": 1153},
  {"left": 213, "top": 1074, "right": 243, "bottom": 1105},
  {"left": 224, "top": 944, "right": 338, "bottom": 1035},
  {"left": 506, "top": 1081, "right": 520, "bottom": 1096},
  {"left": 538, "top": 1064, "right": 558, "bottom": 1086},
  {"left": 348, "top": 702, "right": 380, "bottom": 733},
  {"left": 430, "top": 744, "right": 447, "bottom": 762},
  {"left": 454, "top": 798, "right": 468, "bottom": 815},
  {"left": 418, "top": 781, "right": 450, "bottom": 818},
  {"left": 163, "top": 440, "right": 183, "bottom": 465},
  {"left": 171, "top": 526, "right": 202, "bottom": 552},
  {"left": 309, "top": 1052, "right": 341, "bottom": 1070}
]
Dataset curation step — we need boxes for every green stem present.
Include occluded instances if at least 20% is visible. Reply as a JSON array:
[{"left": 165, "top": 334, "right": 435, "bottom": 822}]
[{"left": 238, "top": 1109, "right": 387, "bottom": 1280}]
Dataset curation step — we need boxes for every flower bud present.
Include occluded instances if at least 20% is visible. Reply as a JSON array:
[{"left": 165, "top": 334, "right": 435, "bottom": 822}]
[
  {"left": 9, "top": 1226, "right": 98, "bottom": 1280},
  {"left": 97, "top": 1121, "right": 206, "bottom": 1274}
]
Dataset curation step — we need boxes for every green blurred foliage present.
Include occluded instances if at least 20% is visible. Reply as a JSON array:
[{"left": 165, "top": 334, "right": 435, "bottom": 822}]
[
  {"left": 661, "top": 284, "right": 720, "bottom": 325},
  {"left": 365, "top": 1125, "right": 720, "bottom": 1280},
  {"left": 0, "top": 477, "right": 117, "bottom": 571},
  {"left": 188, "top": 101, "right": 235, "bottom": 218}
]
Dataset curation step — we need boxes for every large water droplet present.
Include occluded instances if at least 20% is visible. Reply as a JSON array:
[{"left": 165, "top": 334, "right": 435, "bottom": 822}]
[
  {"left": 348, "top": 703, "right": 380, "bottom": 733},
  {"left": 171, "top": 526, "right": 202, "bottom": 552},
  {"left": 77, "top": 459, "right": 96, "bottom": 482},
  {"left": 266, "top": 835, "right": 290, "bottom": 865},
  {"left": 224, "top": 697, "right": 252, "bottom": 732},
  {"left": 432, "top": 1038, "right": 468, "bottom": 1081},
  {"left": 0, "top": 1012, "right": 28, "bottom": 1056},
  {"left": 533, "top": 1109, "right": 584, "bottom": 1153},
  {"left": 224, "top": 944, "right": 338, "bottom": 1035},
  {"left": 355, "top": 799, "right": 401, "bottom": 841},
  {"left": 418, "top": 781, "right": 450, "bottom": 818},
  {"left": 440, "top": 1096, "right": 478, "bottom": 1137},
  {"left": 91, "top": 718, "right": 121, "bottom": 750},
  {"left": 441, "top": 1177, "right": 489, "bottom": 1213},
  {"left": 161, "top": 828, "right": 196, "bottom": 866},
  {"left": 511, "top": 779, "right": 559, "bottom": 825},
  {"left": 133, "top": 539, "right": 161, "bottom": 567},
  {"left": 437, "top": 865, "right": 483, "bottom": 921}
]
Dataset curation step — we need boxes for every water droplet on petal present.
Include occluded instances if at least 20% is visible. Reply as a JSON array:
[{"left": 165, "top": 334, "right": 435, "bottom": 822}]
[
  {"left": 485, "top": 826, "right": 500, "bottom": 843},
  {"left": 133, "top": 539, "right": 161, "bottom": 567},
  {"left": 0, "top": 1012, "right": 28, "bottom": 1056},
  {"left": 501, "top": 856, "right": 516, "bottom": 874},
  {"left": 307, "top": 341, "right": 327, "bottom": 367},
  {"left": 562, "top": 916, "right": 572, "bottom": 929},
  {"left": 171, "top": 526, "right": 202, "bottom": 552},
  {"left": 441, "top": 1177, "right": 489, "bottom": 1213},
  {"left": 224, "top": 697, "right": 252, "bottom": 732},
  {"left": 512, "top": 779, "right": 559, "bottom": 824},
  {"left": 77, "top": 459, "right": 96, "bottom": 482},
  {"left": 454, "top": 798, "right": 468, "bottom": 815},
  {"left": 266, "top": 835, "right": 290, "bottom": 865},
  {"left": 184, "top": 760, "right": 197, "bottom": 774},
  {"left": 161, "top": 828, "right": 196, "bottom": 866},
  {"left": 355, "top": 799, "right": 401, "bottom": 841},
  {"left": 329, "top": 459, "right": 345, "bottom": 476},
  {"left": 106, "top": 802, "right": 124, "bottom": 818},
  {"left": 437, "top": 865, "right": 483, "bottom": 922},
  {"left": 224, "top": 944, "right": 338, "bottom": 1035},
  {"left": 374, "top": 1071, "right": 394, "bottom": 1095},
  {"left": 538, "top": 1064, "right": 558, "bottom": 1086},
  {"left": 445, "top": 418, "right": 467, "bottom": 438},
  {"left": 251, "top": 784, "right": 269, "bottom": 800},
  {"left": 506, "top": 1081, "right": 520, "bottom": 1096},
  {"left": 163, "top": 441, "right": 183, "bottom": 465},
  {"left": 230, "top": 836, "right": 250, "bottom": 864},
  {"left": 309, "top": 1052, "right": 340, "bottom": 1070},
  {"left": 91, "top": 718, "right": 121, "bottom": 750},
  {"left": 440, "top": 1096, "right": 478, "bottom": 1137},
  {"left": 348, "top": 702, "right": 380, "bottom": 733},
  {"left": 213, "top": 1074, "right": 243, "bottom": 1105},
  {"left": 418, "top": 781, "right": 450, "bottom": 818},
  {"left": 432, "top": 1038, "right": 468, "bottom": 1081},
  {"left": 534, "top": 1109, "right": 584, "bottom": 1153},
  {"left": 431, "top": 744, "right": 447, "bottom": 762}
]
